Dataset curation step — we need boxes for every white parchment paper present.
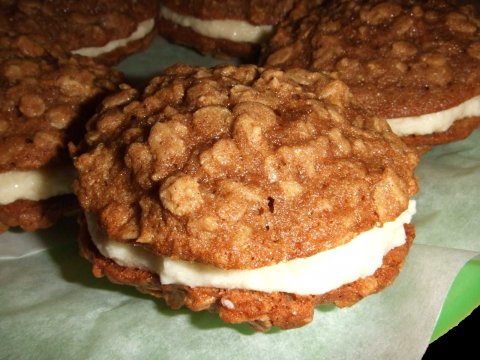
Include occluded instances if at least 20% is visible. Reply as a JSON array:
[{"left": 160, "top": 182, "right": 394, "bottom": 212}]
[{"left": 1, "top": 38, "right": 479, "bottom": 360}]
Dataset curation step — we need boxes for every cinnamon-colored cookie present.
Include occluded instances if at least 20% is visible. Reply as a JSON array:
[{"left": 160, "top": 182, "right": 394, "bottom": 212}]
[
  {"left": 262, "top": 0, "right": 480, "bottom": 145},
  {"left": 74, "top": 64, "right": 418, "bottom": 268},
  {"left": 73, "top": 64, "right": 418, "bottom": 329}
]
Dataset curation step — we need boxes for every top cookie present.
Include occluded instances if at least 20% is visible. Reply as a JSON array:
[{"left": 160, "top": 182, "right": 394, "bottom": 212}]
[
  {"left": 73, "top": 64, "right": 418, "bottom": 270},
  {"left": 262, "top": 0, "right": 480, "bottom": 143},
  {"left": 161, "top": 0, "right": 315, "bottom": 25},
  {"left": 3, "top": 0, "right": 158, "bottom": 64},
  {"left": 0, "top": 33, "right": 123, "bottom": 172}
]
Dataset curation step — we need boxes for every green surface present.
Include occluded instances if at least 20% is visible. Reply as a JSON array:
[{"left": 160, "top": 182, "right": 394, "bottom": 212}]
[{"left": 431, "top": 258, "right": 480, "bottom": 342}]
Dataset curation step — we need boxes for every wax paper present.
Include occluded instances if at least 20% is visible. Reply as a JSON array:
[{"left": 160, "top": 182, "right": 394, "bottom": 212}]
[{"left": 1, "top": 38, "right": 479, "bottom": 360}]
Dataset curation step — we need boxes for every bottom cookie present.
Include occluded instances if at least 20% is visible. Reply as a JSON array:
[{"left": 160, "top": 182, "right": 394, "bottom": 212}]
[
  {"left": 83, "top": 27, "right": 157, "bottom": 65},
  {"left": 79, "top": 216, "right": 415, "bottom": 331},
  {"left": 0, "top": 194, "right": 78, "bottom": 233},
  {"left": 401, "top": 117, "right": 480, "bottom": 147}
]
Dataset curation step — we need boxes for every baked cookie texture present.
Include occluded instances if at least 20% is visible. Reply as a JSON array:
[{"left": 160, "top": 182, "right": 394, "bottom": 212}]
[
  {"left": 2, "top": 0, "right": 158, "bottom": 64},
  {"left": 74, "top": 64, "right": 419, "bottom": 329},
  {"left": 158, "top": 0, "right": 323, "bottom": 61},
  {"left": 262, "top": 0, "right": 480, "bottom": 145},
  {"left": 0, "top": 33, "right": 123, "bottom": 232}
]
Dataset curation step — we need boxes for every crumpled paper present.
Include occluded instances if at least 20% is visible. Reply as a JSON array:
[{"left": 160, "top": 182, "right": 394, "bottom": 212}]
[{"left": 1, "top": 38, "right": 479, "bottom": 360}]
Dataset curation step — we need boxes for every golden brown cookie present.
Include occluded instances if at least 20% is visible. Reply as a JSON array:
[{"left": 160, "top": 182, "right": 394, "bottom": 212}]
[
  {"left": 3, "top": 0, "right": 158, "bottom": 65},
  {"left": 73, "top": 64, "right": 418, "bottom": 329},
  {"left": 0, "top": 33, "right": 123, "bottom": 232},
  {"left": 158, "top": 0, "right": 323, "bottom": 61},
  {"left": 262, "top": 0, "right": 480, "bottom": 145}
]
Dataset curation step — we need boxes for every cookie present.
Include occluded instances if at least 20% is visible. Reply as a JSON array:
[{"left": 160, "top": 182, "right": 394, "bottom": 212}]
[
  {"left": 73, "top": 64, "right": 419, "bottom": 329},
  {"left": 158, "top": 0, "right": 323, "bottom": 61},
  {"left": 4, "top": 0, "right": 158, "bottom": 65},
  {"left": 262, "top": 0, "right": 480, "bottom": 146},
  {"left": 0, "top": 33, "right": 123, "bottom": 232}
]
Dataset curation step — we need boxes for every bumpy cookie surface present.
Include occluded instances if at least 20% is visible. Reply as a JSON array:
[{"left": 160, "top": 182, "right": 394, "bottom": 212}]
[
  {"left": 262, "top": 0, "right": 480, "bottom": 142},
  {"left": 74, "top": 64, "right": 418, "bottom": 270},
  {"left": 0, "top": 34, "right": 123, "bottom": 172},
  {"left": 3, "top": 0, "right": 157, "bottom": 64}
]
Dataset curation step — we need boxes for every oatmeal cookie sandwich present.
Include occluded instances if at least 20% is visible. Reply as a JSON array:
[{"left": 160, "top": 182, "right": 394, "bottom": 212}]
[
  {"left": 5, "top": 0, "right": 158, "bottom": 64},
  {"left": 262, "top": 0, "right": 480, "bottom": 146},
  {"left": 158, "top": 0, "right": 323, "bottom": 61},
  {"left": 0, "top": 34, "right": 123, "bottom": 232},
  {"left": 73, "top": 64, "right": 419, "bottom": 330}
]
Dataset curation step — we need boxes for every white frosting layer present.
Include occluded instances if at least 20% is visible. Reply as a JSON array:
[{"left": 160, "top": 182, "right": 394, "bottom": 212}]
[
  {"left": 0, "top": 166, "right": 76, "bottom": 205},
  {"left": 71, "top": 18, "right": 155, "bottom": 57},
  {"left": 160, "top": 5, "right": 273, "bottom": 43},
  {"left": 387, "top": 95, "right": 480, "bottom": 136},
  {"left": 86, "top": 200, "right": 416, "bottom": 296}
]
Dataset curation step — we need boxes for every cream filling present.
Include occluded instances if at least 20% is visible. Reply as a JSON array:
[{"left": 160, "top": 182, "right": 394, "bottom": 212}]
[
  {"left": 86, "top": 200, "right": 416, "bottom": 296},
  {"left": 387, "top": 95, "right": 480, "bottom": 136},
  {"left": 71, "top": 18, "right": 155, "bottom": 57},
  {"left": 0, "top": 166, "right": 76, "bottom": 205},
  {"left": 160, "top": 5, "right": 273, "bottom": 43}
]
